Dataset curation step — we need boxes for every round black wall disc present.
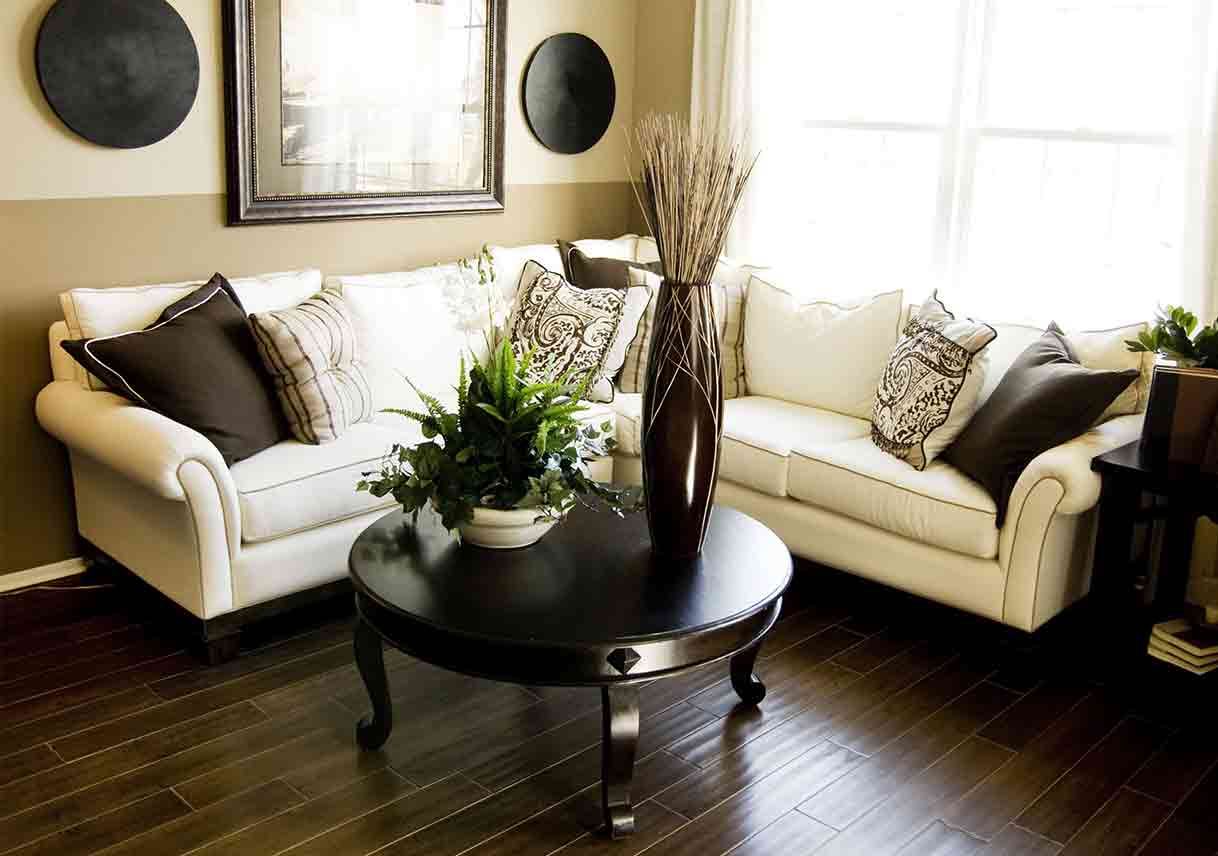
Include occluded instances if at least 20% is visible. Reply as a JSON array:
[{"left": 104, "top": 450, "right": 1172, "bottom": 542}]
[
  {"left": 36, "top": 0, "right": 200, "bottom": 149},
  {"left": 523, "top": 33, "right": 616, "bottom": 155}
]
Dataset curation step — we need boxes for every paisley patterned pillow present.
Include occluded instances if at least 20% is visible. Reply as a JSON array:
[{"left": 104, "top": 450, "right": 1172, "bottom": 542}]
[
  {"left": 507, "top": 261, "right": 650, "bottom": 402},
  {"left": 871, "top": 293, "right": 997, "bottom": 470}
]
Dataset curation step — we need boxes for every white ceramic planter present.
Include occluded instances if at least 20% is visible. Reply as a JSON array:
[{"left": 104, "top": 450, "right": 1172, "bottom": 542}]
[{"left": 457, "top": 506, "right": 559, "bottom": 549}]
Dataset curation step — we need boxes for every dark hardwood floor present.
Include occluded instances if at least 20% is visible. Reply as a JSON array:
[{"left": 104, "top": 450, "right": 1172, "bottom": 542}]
[{"left": 0, "top": 563, "right": 1215, "bottom": 856}]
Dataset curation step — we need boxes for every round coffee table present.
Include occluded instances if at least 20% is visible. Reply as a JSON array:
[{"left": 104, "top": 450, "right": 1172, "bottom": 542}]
[{"left": 349, "top": 504, "right": 792, "bottom": 838}]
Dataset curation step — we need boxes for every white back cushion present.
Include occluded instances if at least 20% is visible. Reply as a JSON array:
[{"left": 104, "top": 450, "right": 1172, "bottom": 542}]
[
  {"left": 333, "top": 267, "right": 480, "bottom": 414},
  {"left": 60, "top": 269, "right": 322, "bottom": 389},
  {"left": 745, "top": 275, "right": 904, "bottom": 419}
]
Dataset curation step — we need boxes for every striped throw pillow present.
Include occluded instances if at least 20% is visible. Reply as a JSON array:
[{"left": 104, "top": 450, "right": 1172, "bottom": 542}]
[
  {"left": 249, "top": 291, "right": 374, "bottom": 444},
  {"left": 616, "top": 268, "right": 747, "bottom": 399}
]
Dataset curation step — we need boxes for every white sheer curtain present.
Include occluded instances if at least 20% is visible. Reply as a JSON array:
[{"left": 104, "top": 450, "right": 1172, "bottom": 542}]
[{"left": 692, "top": 0, "right": 1218, "bottom": 327}]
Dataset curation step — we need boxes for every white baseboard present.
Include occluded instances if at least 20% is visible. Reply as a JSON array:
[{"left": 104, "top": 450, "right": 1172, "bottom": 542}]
[{"left": 0, "top": 558, "right": 88, "bottom": 593}]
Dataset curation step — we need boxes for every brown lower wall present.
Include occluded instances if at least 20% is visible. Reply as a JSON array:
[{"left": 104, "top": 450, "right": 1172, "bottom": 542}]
[{"left": 0, "top": 181, "right": 636, "bottom": 576}]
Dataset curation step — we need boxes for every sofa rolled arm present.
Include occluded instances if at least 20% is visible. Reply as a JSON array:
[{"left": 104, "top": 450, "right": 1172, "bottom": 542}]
[
  {"left": 36, "top": 381, "right": 242, "bottom": 558},
  {"left": 1006, "top": 414, "right": 1144, "bottom": 518}
]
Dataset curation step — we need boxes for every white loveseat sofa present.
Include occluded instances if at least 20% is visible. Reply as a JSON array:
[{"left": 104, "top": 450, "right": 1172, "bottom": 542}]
[{"left": 36, "top": 235, "right": 1148, "bottom": 660}]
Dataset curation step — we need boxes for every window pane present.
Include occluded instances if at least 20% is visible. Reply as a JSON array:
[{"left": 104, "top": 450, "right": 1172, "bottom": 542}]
[
  {"left": 775, "top": 0, "right": 961, "bottom": 124},
  {"left": 958, "top": 137, "right": 1181, "bottom": 325},
  {"left": 764, "top": 129, "right": 943, "bottom": 294},
  {"left": 984, "top": 0, "right": 1188, "bottom": 133}
]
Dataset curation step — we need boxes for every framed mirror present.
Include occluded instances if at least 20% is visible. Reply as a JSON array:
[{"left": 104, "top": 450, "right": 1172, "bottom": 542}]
[{"left": 223, "top": 0, "right": 506, "bottom": 225}]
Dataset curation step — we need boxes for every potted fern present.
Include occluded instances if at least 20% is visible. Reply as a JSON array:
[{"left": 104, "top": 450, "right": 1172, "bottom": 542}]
[{"left": 357, "top": 338, "right": 640, "bottom": 549}]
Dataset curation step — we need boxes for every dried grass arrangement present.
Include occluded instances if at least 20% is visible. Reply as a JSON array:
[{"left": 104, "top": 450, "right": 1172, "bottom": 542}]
[
  {"left": 630, "top": 113, "right": 758, "bottom": 287},
  {"left": 630, "top": 113, "right": 757, "bottom": 558}
]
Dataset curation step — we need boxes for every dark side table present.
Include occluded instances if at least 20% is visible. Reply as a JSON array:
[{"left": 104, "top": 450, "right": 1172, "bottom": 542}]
[
  {"left": 1091, "top": 441, "right": 1218, "bottom": 633},
  {"left": 348, "top": 504, "right": 793, "bottom": 838}
]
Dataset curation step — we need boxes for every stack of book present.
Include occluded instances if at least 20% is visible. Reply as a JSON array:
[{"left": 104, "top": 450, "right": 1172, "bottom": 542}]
[{"left": 1148, "top": 619, "right": 1218, "bottom": 675}]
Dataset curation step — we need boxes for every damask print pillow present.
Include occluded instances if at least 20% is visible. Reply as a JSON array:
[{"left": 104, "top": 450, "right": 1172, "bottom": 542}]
[
  {"left": 506, "top": 261, "right": 651, "bottom": 403},
  {"left": 871, "top": 293, "right": 997, "bottom": 470}
]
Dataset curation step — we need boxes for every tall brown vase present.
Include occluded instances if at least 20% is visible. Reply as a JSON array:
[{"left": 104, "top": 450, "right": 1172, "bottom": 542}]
[{"left": 641, "top": 280, "right": 724, "bottom": 558}]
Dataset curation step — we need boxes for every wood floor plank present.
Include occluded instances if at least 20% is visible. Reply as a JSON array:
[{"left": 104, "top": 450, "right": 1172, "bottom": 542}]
[
  {"left": 688, "top": 626, "right": 865, "bottom": 717},
  {"left": 832, "top": 655, "right": 992, "bottom": 756},
  {"left": 810, "top": 737, "right": 1013, "bottom": 856},
  {"left": 896, "top": 820, "right": 984, "bottom": 855},
  {"left": 728, "top": 809, "right": 836, "bottom": 855},
  {"left": 458, "top": 751, "right": 697, "bottom": 856},
  {"left": 276, "top": 774, "right": 489, "bottom": 856},
  {"left": 977, "top": 681, "right": 1090, "bottom": 753},
  {"left": 667, "top": 638, "right": 950, "bottom": 779},
  {"left": 466, "top": 701, "right": 716, "bottom": 794},
  {"left": 6, "top": 789, "right": 190, "bottom": 856},
  {"left": 387, "top": 688, "right": 600, "bottom": 786},
  {"left": 0, "top": 701, "right": 347, "bottom": 851},
  {"left": 754, "top": 605, "right": 854, "bottom": 659},
  {"left": 48, "top": 643, "right": 358, "bottom": 763},
  {"left": 0, "top": 612, "right": 135, "bottom": 663},
  {"left": 978, "top": 825, "right": 1062, "bottom": 855},
  {"left": 667, "top": 661, "right": 858, "bottom": 768},
  {"left": 1058, "top": 787, "right": 1170, "bottom": 856},
  {"left": 1125, "top": 727, "right": 1218, "bottom": 805},
  {"left": 943, "top": 694, "right": 1127, "bottom": 840},
  {"left": 0, "top": 686, "right": 164, "bottom": 758},
  {"left": 0, "top": 745, "right": 61, "bottom": 789},
  {"left": 1135, "top": 760, "right": 1218, "bottom": 856},
  {"left": 148, "top": 621, "right": 355, "bottom": 700},
  {"left": 0, "top": 626, "right": 148, "bottom": 684},
  {"left": 0, "top": 652, "right": 198, "bottom": 731},
  {"left": 0, "top": 702, "right": 267, "bottom": 820},
  {"left": 641, "top": 741, "right": 863, "bottom": 856},
  {"left": 1015, "top": 716, "right": 1169, "bottom": 843},
  {"left": 190, "top": 769, "right": 415, "bottom": 856},
  {"left": 100, "top": 780, "right": 303, "bottom": 856},
  {"left": 802, "top": 679, "right": 1018, "bottom": 830},
  {"left": 0, "top": 636, "right": 182, "bottom": 708},
  {"left": 546, "top": 801, "right": 687, "bottom": 855},
  {"left": 174, "top": 725, "right": 356, "bottom": 808},
  {"left": 831, "top": 624, "right": 923, "bottom": 675}
]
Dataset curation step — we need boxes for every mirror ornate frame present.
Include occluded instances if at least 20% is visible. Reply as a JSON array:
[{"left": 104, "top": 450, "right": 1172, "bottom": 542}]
[{"left": 223, "top": 0, "right": 506, "bottom": 225}]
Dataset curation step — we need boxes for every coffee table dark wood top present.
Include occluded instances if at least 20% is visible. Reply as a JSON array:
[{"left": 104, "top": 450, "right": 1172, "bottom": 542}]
[{"left": 349, "top": 504, "right": 792, "bottom": 838}]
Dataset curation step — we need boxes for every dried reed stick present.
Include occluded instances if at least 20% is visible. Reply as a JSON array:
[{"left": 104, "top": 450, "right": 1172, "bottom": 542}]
[{"left": 629, "top": 113, "right": 758, "bottom": 287}]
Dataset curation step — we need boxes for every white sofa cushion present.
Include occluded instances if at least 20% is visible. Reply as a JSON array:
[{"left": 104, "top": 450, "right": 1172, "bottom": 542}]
[
  {"left": 744, "top": 276, "right": 904, "bottom": 419},
  {"left": 60, "top": 270, "right": 323, "bottom": 390},
  {"left": 787, "top": 437, "right": 1000, "bottom": 558},
  {"left": 608, "top": 394, "right": 870, "bottom": 498},
  {"left": 720, "top": 397, "right": 871, "bottom": 497},
  {"left": 230, "top": 422, "right": 402, "bottom": 543},
  {"left": 335, "top": 268, "right": 476, "bottom": 414}
]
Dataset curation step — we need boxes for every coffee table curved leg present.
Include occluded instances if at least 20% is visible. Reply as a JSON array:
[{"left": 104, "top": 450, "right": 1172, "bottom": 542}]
[
  {"left": 354, "top": 618, "right": 393, "bottom": 750},
  {"left": 730, "top": 641, "right": 766, "bottom": 705},
  {"left": 601, "top": 684, "right": 639, "bottom": 838}
]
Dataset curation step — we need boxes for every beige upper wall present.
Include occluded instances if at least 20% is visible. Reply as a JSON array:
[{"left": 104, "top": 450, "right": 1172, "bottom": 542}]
[{"left": 1, "top": 0, "right": 640, "bottom": 201}]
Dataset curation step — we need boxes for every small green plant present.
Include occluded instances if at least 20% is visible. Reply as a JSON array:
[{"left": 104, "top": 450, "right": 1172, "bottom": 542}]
[
  {"left": 357, "top": 338, "right": 642, "bottom": 533},
  {"left": 1127, "top": 305, "right": 1218, "bottom": 368}
]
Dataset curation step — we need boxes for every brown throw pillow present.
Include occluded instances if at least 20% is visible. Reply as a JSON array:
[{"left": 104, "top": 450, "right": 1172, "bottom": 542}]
[
  {"left": 60, "top": 274, "right": 288, "bottom": 465},
  {"left": 557, "top": 239, "right": 662, "bottom": 290},
  {"left": 943, "top": 324, "right": 1137, "bottom": 524}
]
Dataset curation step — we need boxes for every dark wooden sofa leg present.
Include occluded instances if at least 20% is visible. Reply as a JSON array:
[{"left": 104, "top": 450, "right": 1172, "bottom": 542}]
[{"left": 203, "top": 630, "right": 242, "bottom": 665}]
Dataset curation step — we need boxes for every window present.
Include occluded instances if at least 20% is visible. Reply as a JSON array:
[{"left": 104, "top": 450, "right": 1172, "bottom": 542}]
[{"left": 753, "top": 0, "right": 1216, "bottom": 326}]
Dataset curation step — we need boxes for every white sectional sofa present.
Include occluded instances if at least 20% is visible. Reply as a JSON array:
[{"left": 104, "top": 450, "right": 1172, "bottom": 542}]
[{"left": 36, "top": 235, "right": 1148, "bottom": 660}]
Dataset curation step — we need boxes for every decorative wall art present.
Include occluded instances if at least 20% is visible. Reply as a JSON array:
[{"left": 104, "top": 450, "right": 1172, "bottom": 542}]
[
  {"left": 36, "top": 0, "right": 200, "bottom": 149},
  {"left": 523, "top": 33, "right": 616, "bottom": 155},
  {"left": 224, "top": 0, "right": 506, "bottom": 225}
]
